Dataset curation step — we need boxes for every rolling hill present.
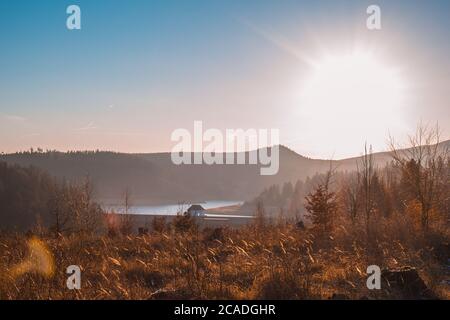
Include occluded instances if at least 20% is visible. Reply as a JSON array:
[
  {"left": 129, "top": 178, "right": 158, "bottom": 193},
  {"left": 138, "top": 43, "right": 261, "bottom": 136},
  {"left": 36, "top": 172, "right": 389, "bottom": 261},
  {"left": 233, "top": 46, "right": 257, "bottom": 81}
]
[{"left": 1, "top": 141, "right": 448, "bottom": 204}]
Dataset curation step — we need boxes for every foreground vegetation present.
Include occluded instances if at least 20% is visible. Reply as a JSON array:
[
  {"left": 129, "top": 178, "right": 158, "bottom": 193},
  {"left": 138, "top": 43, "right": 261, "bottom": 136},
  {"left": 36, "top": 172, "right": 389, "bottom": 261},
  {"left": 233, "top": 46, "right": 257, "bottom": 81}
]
[
  {"left": 0, "top": 125, "right": 448, "bottom": 300},
  {"left": 0, "top": 210, "right": 448, "bottom": 300}
]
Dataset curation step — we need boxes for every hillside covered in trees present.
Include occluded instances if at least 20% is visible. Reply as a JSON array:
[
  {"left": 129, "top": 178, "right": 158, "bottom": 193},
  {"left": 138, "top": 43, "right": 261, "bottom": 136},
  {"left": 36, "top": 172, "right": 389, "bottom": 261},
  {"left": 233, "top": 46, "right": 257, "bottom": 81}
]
[
  {"left": 1, "top": 144, "right": 430, "bottom": 205},
  {"left": 0, "top": 162, "right": 102, "bottom": 231}
]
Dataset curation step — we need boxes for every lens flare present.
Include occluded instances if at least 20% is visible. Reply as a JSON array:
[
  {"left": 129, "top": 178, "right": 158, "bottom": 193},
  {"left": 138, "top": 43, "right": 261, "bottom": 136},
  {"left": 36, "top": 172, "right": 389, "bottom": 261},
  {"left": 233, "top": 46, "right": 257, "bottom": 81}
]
[{"left": 11, "top": 237, "right": 55, "bottom": 279}]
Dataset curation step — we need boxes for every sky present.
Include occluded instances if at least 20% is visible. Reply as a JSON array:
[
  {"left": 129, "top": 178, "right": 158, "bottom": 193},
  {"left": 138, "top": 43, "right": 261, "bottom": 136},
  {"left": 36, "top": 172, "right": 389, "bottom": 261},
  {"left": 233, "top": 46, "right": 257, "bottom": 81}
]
[{"left": 0, "top": 0, "right": 449, "bottom": 158}]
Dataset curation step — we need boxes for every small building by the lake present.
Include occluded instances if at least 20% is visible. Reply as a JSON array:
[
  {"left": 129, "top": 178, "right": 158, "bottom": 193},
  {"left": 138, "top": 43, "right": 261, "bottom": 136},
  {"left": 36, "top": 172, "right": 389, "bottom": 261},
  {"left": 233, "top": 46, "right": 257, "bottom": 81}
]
[{"left": 186, "top": 204, "right": 206, "bottom": 217}]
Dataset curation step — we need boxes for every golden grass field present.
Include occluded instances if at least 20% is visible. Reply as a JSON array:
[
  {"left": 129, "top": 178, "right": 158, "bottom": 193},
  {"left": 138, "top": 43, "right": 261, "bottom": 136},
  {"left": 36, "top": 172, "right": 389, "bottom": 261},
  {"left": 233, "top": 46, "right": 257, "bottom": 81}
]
[{"left": 0, "top": 212, "right": 448, "bottom": 300}]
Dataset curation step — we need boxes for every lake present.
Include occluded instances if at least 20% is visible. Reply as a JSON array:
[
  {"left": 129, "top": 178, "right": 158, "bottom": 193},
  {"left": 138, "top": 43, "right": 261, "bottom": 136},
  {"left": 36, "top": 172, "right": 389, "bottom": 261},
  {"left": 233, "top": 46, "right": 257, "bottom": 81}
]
[{"left": 106, "top": 200, "right": 243, "bottom": 216}]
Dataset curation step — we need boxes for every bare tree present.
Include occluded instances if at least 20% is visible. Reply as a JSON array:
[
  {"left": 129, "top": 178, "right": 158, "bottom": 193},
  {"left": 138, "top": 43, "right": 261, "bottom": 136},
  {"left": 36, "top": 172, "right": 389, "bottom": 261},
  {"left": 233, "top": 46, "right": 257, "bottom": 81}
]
[
  {"left": 48, "top": 180, "right": 72, "bottom": 236},
  {"left": 342, "top": 172, "right": 361, "bottom": 224},
  {"left": 119, "top": 188, "right": 134, "bottom": 235},
  {"left": 388, "top": 123, "right": 449, "bottom": 231},
  {"left": 358, "top": 143, "right": 375, "bottom": 238},
  {"left": 62, "top": 175, "right": 103, "bottom": 235},
  {"left": 177, "top": 201, "right": 188, "bottom": 215},
  {"left": 254, "top": 200, "right": 267, "bottom": 232}
]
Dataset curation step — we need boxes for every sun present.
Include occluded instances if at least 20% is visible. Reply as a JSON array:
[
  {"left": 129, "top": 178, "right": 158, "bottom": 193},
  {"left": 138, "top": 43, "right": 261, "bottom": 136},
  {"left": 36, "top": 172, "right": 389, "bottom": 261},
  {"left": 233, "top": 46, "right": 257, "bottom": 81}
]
[
  {"left": 301, "top": 51, "right": 405, "bottom": 117},
  {"left": 297, "top": 49, "right": 408, "bottom": 157}
]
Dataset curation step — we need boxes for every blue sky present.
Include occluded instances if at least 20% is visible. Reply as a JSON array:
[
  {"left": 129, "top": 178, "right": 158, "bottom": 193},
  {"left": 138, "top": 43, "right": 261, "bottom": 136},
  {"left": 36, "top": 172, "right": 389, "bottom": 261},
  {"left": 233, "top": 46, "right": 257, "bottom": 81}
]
[{"left": 0, "top": 0, "right": 449, "bottom": 158}]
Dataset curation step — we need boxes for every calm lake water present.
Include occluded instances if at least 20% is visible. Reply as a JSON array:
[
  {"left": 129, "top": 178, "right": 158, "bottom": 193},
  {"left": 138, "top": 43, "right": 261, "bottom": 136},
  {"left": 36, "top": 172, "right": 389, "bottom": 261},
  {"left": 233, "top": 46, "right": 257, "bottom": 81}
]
[{"left": 106, "top": 200, "right": 243, "bottom": 216}]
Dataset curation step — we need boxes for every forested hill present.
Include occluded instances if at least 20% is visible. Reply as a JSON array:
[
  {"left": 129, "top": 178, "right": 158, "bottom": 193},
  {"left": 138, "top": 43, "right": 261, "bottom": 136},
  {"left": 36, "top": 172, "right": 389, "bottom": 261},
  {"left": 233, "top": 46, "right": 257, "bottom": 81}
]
[
  {"left": 0, "top": 162, "right": 56, "bottom": 230},
  {"left": 1, "top": 141, "right": 448, "bottom": 204}
]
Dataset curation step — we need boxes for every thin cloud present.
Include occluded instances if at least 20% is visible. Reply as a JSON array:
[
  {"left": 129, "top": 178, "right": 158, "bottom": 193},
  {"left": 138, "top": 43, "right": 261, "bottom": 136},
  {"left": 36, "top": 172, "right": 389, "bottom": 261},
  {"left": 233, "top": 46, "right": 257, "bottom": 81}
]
[
  {"left": 75, "top": 122, "right": 97, "bottom": 131},
  {"left": 1, "top": 114, "right": 27, "bottom": 122},
  {"left": 98, "top": 131, "right": 148, "bottom": 137}
]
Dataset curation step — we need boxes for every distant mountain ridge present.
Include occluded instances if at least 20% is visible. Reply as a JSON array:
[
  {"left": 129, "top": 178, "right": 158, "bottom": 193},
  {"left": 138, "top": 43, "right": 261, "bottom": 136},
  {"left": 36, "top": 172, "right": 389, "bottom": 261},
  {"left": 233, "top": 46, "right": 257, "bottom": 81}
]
[{"left": 1, "top": 140, "right": 448, "bottom": 204}]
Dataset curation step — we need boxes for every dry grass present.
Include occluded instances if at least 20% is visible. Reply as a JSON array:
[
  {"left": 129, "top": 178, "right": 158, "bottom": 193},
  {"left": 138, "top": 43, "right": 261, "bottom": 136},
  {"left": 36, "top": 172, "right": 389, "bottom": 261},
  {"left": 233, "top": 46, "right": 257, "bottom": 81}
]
[{"left": 0, "top": 215, "right": 448, "bottom": 300}]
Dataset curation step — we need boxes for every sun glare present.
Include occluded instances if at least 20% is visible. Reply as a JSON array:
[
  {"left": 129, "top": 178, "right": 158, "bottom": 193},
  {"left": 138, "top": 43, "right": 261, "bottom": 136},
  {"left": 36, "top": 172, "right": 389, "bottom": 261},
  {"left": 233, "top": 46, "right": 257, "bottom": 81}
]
[{"left": 297, "top": 50, "right": 408, "bottom": 157}]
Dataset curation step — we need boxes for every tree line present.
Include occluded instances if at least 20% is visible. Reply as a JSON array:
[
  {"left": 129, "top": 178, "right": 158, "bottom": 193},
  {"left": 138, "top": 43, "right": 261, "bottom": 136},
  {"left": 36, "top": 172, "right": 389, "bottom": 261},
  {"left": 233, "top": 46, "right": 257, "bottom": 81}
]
[
  {"left": 0, "top": 162, "right": 103, "bottom": 234},
  {"left": 250, "top": 125, "right": 449, "bottom": 241}
]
